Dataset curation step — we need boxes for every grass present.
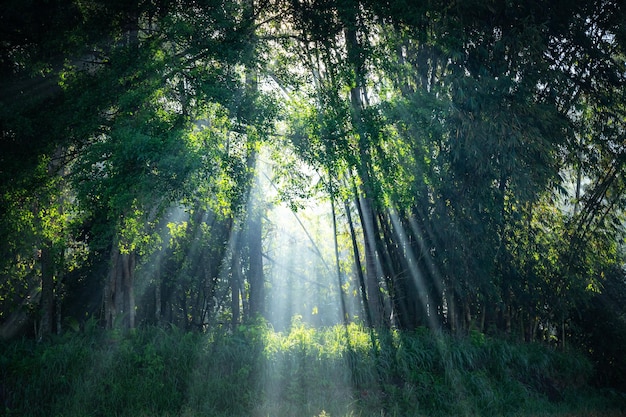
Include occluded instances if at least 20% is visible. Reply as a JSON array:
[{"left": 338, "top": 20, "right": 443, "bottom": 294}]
[{"left": 1, "top": 321, "right": 624, "bottom": 417}]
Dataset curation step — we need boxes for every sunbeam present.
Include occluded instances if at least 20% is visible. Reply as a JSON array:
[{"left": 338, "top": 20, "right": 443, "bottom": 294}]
[
  {"left": 388, "top": 207, "right": 440, "bottom": 330},
  {"left": 4, "top": 0, "right": 626, "bottom": 415},
  {"left": 265, "top": 195, "right": 346, "bottom": 331},
  {"left": 134, "top": 204, "right": 189, "bottom": 325}
]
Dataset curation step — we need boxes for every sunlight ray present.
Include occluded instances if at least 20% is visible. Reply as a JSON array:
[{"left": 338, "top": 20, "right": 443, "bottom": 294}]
[
  {"left": 388, "top": 208, "right": 440, "bottom": 330},
  {"left": 133, "top": 204, "right": 189, "bottom": 324},
  {"left": 352, "top": 194, "right": 393, "bottom": 325},
  {"left": 265, "top": 201, "right": 346, "bottom": 330}
]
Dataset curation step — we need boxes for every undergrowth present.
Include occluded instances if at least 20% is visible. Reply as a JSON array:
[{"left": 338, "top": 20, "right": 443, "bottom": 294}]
[{"left": 1, "top": 321, "right": 624, "bottom": 417}]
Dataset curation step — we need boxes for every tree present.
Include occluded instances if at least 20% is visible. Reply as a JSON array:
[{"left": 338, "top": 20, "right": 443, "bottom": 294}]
[{"left": 1, "top": 0, "right": 624, "bottom": 349}]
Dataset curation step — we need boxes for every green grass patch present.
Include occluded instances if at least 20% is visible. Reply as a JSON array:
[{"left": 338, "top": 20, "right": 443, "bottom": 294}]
[{"left": 1, "top": 323, "right": 624, "bottom": 417}]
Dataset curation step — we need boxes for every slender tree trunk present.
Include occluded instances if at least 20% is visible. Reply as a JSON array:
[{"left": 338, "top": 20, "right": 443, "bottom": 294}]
[
  {"left": 114, "top": 249, "right": 124, "bottom": 325},
  {"left": 447, "top": 289, "right": 456, "bottom": 333},
  {"left": 480, "top": 307, "right": 486, "bottom": 333},
  {"left": 104, "top": 245, "right": 118, "bottom": 329},
  {"left": 505, "top": 304, "right": 512, "bottom": 335},
  {"left": 123, "top": 251, "right": 135, "bottom": 329},
  {"left": 344, "top": 198, "right": 369, "bottom": 327},
  {"left": 39, "top": 147, "right": 68, "bottom": 338},
  {"left": 247, "top": 159, "right": 265, "bottom": 319},
  {"left": 331, "top": 192, "right": 350, "bottom": 325},
  {"left": 464, "top": 299, "right": 472, "bottom": 331},
  {"left": 341, "top": 3, "right": 389, "bottom": 327},
  {"left": 355, "top": 194, "right": 384, "bottom": 326},
  {"left": 376, "top": 211, "right": 408, "bottom": 328},
  {"left": 574, "top": 151, "right": 582, "bottom": 216},
  {"left": 155, "top": 270, "right": 161, "bottom": 323},
  {"left": 55, "top": 245, "right": 65, "bottom": 335},
  {"left": 380, "top": 211, "right": 413, "bottom": 329},
  {"left": 39, "top": 242, "right": 55, "bottom": 339},
  {"left": 104, "top": 243, "right": 136, "bottom": 329},
  {"left": 243, "top": 6, "right": 264, "bottom": 317},
  {"left": 231, "top": 236, "right": 241, "bottom": 327}
]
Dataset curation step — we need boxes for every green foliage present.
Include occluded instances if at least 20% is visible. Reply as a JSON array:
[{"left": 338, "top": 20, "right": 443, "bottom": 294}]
[
  {"left": 1, "top": 2, "right": 626, "bottom": 409},
  {"left": 272, "top": 0, "right": 626, "bottom": 346},
  {"left": 2, "top": 325, "right": 622, "bottom": 417}
]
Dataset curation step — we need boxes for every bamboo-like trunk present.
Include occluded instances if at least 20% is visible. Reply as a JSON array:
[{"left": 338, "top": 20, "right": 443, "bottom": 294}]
[
  {"left": 104, "top": 246, "right": 118, "bottom": 329},
  {"left": 55, "top": 245, "right": 65, "bottom": 335},
  {"left": 355, "top": 194, "right": 384, "bottom": 326},
  {"left": 154, "top": 271, "right": 161, "bottom": 323},
  {"left": 247, "top": 175, "right": 265, "bottom": 319},
  {"left": 480, "top": 306, "right": 486, "bottom": 333},
  {"left": 344, "top": 198, "right": 369, "bottom": 327},
  {"left": 464, "top": 299, "right": 472, "bottom": 332},
  {"left": 231, "top": 239, "right": 241, "bottom": 327},
  {"left": 39, "top": 243, "right": 54, "bottom": 339},
  {"left": 122, "top": 252, "right": 135, "bottom": 329},
  {"left": 447, "top": 290, "right": 456, "bottom": 333}
]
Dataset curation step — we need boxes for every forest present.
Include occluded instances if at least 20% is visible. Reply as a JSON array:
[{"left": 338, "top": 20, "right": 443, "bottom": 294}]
[{"left": 1, "top": 0, "right": 626, "bottom": 416}]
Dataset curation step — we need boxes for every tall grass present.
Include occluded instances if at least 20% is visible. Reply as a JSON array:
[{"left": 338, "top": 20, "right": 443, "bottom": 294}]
[{"left": 1, "top": 322, "right": 623, "bottom": 417}]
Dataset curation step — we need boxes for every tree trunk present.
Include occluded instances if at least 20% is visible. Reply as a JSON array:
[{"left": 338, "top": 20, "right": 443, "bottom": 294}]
[
  {"left": 344, "top": 198, "right": 369, "bottom": 327},
  {"left": 55, "top": 245, "right": 65, "bottom": 335},
  {"left": 39, "top": 242, "right": 55, "bottom": 339},
  {"left": 355, "top": 194, "right": 385, "bottom": 326},
  {"left": 104, "top": 243, "right": 136, "bottom": 329},
  {"left": 231, "top": 229, "right": 242, "bottom": 327},
  {"left": 247, "top": 178, "right": 265, "bottom": 320},
  {"left": 340, "top": 2, "right": 390, "bottom": 327},
  {"left": 463, "top": 297, "right": 474, "bottom": 331},
  {"left": 154, "top": 271, "right": 161, "bottom": 323},
  {"left": 104, "top": 245, "right": 118, "bottom": 329},
  {"left": 505, "top": 304, "right": 512, "bottom": 335},
  {"left": 385, "top": 210, "right": 440, "bottom": 330},
  {"left": 123, "top": 252, "right": 136, "bottom": 329},
  {"left": 248, "top": 217, "right": 264, "bottom": 319}
]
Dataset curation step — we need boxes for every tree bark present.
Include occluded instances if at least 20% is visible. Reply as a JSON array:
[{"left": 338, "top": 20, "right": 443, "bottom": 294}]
[
  {"left": 104, "top": 243, "right": 136, "bottom": 329},
  {"left": 245, "top": 134, "right": 264, "bottom": 320},
  {"left": 231, "top": 228, "right": 242, "bottom": 327},
  {"left": 341, "top": 2, "right": 390, "bottom": 327},
  {"left": 355, "top": 194, "right": 385, "bottom": 326},
  {"left": 39, "top": 242, "right": 55, "bottom": 339},
  {"left": 154, "top": 270, "right": 161, "bottom": 323},
  {"left": 123, "top": 251, "right": 136, "bottom": 329},
  {"left": 344, "top": 198, "right": 370, "bottom": 327},
  {"left": 248, "top": 205, "right": 264, "bottom": 319}
]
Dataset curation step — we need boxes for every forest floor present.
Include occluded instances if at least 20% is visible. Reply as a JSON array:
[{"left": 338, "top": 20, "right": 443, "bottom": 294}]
[{"left": 2, "top": 323, "right": 625, "bottom": 417}]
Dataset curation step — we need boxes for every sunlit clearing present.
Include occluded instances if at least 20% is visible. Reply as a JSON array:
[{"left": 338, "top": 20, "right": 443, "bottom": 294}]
[
  {"left": 259, "top": 147, "right": 367, "bottom": 416},
  {"left": 179, "top": 148, "right": 363, "bottom": 416},
  {"left": 265, "top": 196, "right": 350, "bottom": 331}
]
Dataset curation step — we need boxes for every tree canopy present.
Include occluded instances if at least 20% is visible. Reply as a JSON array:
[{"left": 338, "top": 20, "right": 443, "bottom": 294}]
[{"left": 1, "top": 0, "right": 626, "bottom": 388}]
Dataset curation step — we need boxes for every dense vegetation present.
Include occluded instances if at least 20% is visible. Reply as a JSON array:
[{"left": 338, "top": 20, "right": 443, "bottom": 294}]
[
  {"left": 2, "top": 323, "right": 624, "bottom": 417},
  {"left": 1, "top": 0, "right": 626, "bottom": 414}
]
